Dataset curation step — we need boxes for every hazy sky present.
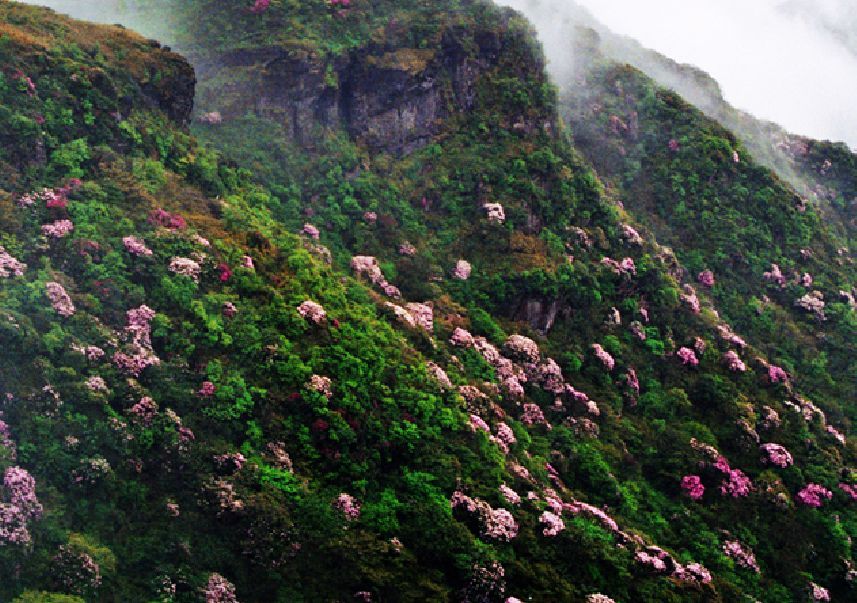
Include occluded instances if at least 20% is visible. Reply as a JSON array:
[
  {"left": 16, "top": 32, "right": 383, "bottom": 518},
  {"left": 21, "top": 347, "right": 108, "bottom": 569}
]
[{"left": 501, "top": 0, "right": 857, "bottom": 148}]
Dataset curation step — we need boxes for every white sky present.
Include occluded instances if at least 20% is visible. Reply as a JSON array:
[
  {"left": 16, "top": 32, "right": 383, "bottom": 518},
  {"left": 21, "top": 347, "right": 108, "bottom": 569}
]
[{"left": 501, "top": 0, "right": 857, "bottom": 148}]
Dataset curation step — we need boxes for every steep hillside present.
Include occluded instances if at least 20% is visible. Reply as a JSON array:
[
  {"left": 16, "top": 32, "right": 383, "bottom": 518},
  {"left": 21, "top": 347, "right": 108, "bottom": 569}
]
[{"left": 1, "top": 2, "right": 856, "bottom": 603}]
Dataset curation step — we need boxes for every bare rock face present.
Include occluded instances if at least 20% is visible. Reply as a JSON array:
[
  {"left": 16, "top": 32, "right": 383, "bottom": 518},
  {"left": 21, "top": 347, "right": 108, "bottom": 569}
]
[
  {"left": 195, "top": 26, "right": 507, "bottom": 155},
  {"left": 516, "top": 298, "right": 561, "bottom": 335}
]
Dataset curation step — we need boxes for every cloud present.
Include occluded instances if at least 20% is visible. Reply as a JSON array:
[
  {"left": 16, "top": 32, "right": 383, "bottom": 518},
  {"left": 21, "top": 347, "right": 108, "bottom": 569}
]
[{"left": 500, "top": 0, "right": 857, "bottom": 148}]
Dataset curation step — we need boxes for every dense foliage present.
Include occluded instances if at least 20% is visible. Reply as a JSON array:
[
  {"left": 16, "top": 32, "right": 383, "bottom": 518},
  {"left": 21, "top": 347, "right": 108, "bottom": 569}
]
[{"left": 0, "top": 1, "right": 855, "bottom": 602}]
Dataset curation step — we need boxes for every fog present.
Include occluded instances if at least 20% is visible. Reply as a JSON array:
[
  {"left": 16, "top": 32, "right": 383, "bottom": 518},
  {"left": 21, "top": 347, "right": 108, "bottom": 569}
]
[{"left": 500, "top": 0, "right": 857, "bottom": 149}]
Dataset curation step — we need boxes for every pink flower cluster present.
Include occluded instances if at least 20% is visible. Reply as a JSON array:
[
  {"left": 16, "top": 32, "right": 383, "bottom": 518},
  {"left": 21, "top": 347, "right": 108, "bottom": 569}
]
[
  {"left": 622, "top": 224, "right": 643, "bottom": 245},
  {"left": 301, "top": 223, "right": 320, "bottom": 240},
  {"left": 586, "top": 595, "right": 616, "bottom": 603},
  {"left": 722, "top": 540, "right": 760, "bottom": 572},
  {"left": 199, "top": 381, "right": 216, "bottom": 397},
  {"left": 54, "top": 546, "right": 102, "bottom": 593},
  {"left": 591, "top": 344, "right": 615, "bottom": 371},
  {"left": 308, "top": 374, "right": 333, "bottom": 399},
  {"left": 763, "top": 263, "right": 786, "bottom": 286},
  {"left": 760, "top": 443, "right": 793, "bottom": 468},
  {"left": 405, "top": 302, "right": 434, "bottom": 333},
  {"left": 149, "top": 208, "right": 186, "bottom": 230},
  {"left": 128, "top": 396, "right": 158, "bottom": 427},
  {"left": 42, "top": 219, "right": 74, "bottom": 239},
  {"left": 676, "top": 347, "right": 699, "bottom": 367},
  {"left": 398, "top": 241, "right": 416, "bottom": 256},
  {"left": 17, "top": 187, "right": 70, "bottom": 208},
  {"left": 681, "top": 475, "right": 705, "bottom": 500},
  {"left": 1, "top": 466, "right": 43, "bottom": 545},
  {"left": 504, "top": 335, "right": 541, "bottom": 363},
  {"left": 768, "top": 365, "right": 788, "bottom": 384},
  {"left": 46, "top": 282, "right": 75, "bottom": 317},
  {"left": 714, "top": 457, "right": 753, "bottom": 498},
  {"left": 839, "top": 483, "right": 857, "bottom": 501},
  {"left": 600, "top": 257, "right": 636, "bottom": 276},
  {"left": 113, "top": 305, "right": 160, "bottom": 376},
  {"left": 499, "top": 484, "right": 521, "bottom": 505},
  {"left": 297, "top": 300, "right": 326, "bottom": 324},
  {"left": 697, "top": 270, "right": 715, "bottom": 288},
  {"left": 169, "top": 257, "right": 202, "bottom": 282},
  {"left": 483, "top": 203, "right": 506, "bottom": 224},
  {"left": 123, "top": 236, "right": 153, "bottom": 257},
  {"left": 248, "top": 0, "right": 271, "bottom": 13},
  {"left": 0, "top": 246, "right": 26, "bottom": 278},
  {"left": 426, "top": 362, "right": 452, "bottom": 389},
  {"left": 520, "top": 403, "right": 547, "bottom": 426},
  {"left": 539, "top": 510, "right": 564, "bottom": 536},
  {"left": 85, "top": 376, "right": 108, "bottom": 393},
  {"left": 452, "top": 491, "right": 519, "bottom": 540},
  {"left": 723, "top": 350, "right": 746, "bottom": 372},
  {"left": 810, "top": 582, "right": 830, "bottom": 601},
  {"left": 681, "top": 285, "right": 701, "bottom": 314},
  {"left": 452, "top": 259, "right": 472, "bottom": 280},
  {"left": 334, "top": 493, "right": 361, "bottom": 520},
  {"left": 205, "top": 573, "right": 239, "bottom": 603},
  {"left": 199, "top": 111, "right": 223, "bottom": 124},
  {"left": 350, "top": 256, "right": 400, "bottom": 298},
  {"left": 796, "top": 484, "right": 832, "bottom": 508}
]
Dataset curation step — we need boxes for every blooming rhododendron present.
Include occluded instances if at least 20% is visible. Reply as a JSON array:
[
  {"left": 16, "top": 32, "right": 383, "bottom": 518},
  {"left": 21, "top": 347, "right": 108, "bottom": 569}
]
[
  {"left": 46, "top": 282, "right": 75, "bottom": 316},
  {"left": 149, "top": 208, "right": 186, "bottom": 230},
  {"left": 838, "top": 483, "right": 857, "bottom": 501},
  {"left": 301, "top": 223, "right": 320, "bottom": 240},
  {"left": 504, "top": 335, "right": 540, "bottom": 363},
  {"left": 398, "top": 241, "right": 416, "bottom": 256},
  {"left": 308, "top": 374, "right": 333, "bottom": 398},
  {"left": 681, "top": 284, "right": 701, "bottom": 313},
  {"left": 520, "top": 403, "right": 547, "bottom": 426},
  {"left": 205, "top": 573, "right": 239, "bottom": 603},
  {"left": 763, "top": 263, "right": 786, "bottom": 286},
  {"left": 499, "top": 484, "right": 521, "bottom": 505},
  {"left": 676, "top": 347, "right": 699, "bottom": 367},
  {"left": 722, "top": 540, "right": 760, "bottom": 572},
  {"left": 1, "top": 466, "right": 43, "bottom": 545},
  {"left": 469, "top": 414, "right": 490, "bottom": 433},
  {"left": 795, "top": 291, "right": 826, "bottom": 319},
  {"left": 85, "top": 376, "right": 108, "bottom": 393},
  {"left": 714, "top": 457, "right": 752, "bottom": 497},
  {"left": 169, "top": 257, "right": 202, "bottom": 282},
  {"left": 297, "top": 300, "right": 326, "bottom": 324},
  {"left": 483, "top": 507, "right": 518, "bottom": 541},
  {"left": 768, "top": 365, "right": 788, "bottom": 383},
  {"left": 586, "top": 595, "right": 617, "bottom": 603},
  {"left": 591, "top": 343, "right": 615, "bottom": 370},
  {"left": 123, "top": 236, "right": 152, "bottom": 257},
  {"left": 695, "top": 270, "right": 714, "bottom": 288},
  {"left": 42, "top": 219, "right": 74, "bottom": 239},
  {"left": 335, "top": 493, "right": 361, "bottom": 520},
  {"left": 621, "top": 224, "right": 642, "bottom": 245},
  {"left": 539, "top": 510, "right": 564, "bottom": 536},
  {"left": 483, "top": 203, "right": 506, "bottom": 224},
  {"left": 796, "top": 484, "right": 832, "bottom": 508},
  {"left": 809, "top": 582, "right": 830, "bottom": 601},
  {"left": 723, "top": 350, "right": 746, "bottom": 372},
  {"left": 426, "top": 362, "right": 452, "bottom": 389},
  {"left": 0, "top": 246, "right": 26, "bottom": 278},
  {"left": 760, "top": 443, "right": 793, "bottom": 468},
  {"left": 681, "top": 475, "right": 705, "bottom": 500},
  {"left": 452, "top": 259, "right": 472, "bottom": 280},
  {"left": 54, "top": 546, "right": 102, "bottom": 594},
  {"left": 405, "top": 302, "right": 433, "bottom": 333}
]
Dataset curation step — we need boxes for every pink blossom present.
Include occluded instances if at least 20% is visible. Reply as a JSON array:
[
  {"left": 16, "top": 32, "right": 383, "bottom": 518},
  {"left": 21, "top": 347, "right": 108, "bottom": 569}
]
[
  {"left": 635, "top": 550, "right": 667, "bottom": 572},
  {"left": 676, "top": 347, "right": 699, "bottom": 367},
  {"left": 452, "top": 259, "right": 472, "bottom": 280},
  {"left": 723, "top": 350, "right": 746, "bottom": 372},
  {"left": 149, "top": 208, "right": 186, "bottom": 230},
  {"left": 42, "top": 219, "right": 74, "bottom": 239},
  {"left": 241, "top": 255, "right": 254, "bottom": 269},
  {"left": 204, "top": 573, "right": 239, "bottom": 603},
  {"left": 334, "top": 493, "right": 361, "bottom": 520},
  {"left": 504, "top": 335, "right": 540, "bottom": 363},
  {"left": 796, "top": 484, "right": 832, "bottom": 508},
  {"left": 810, "top": 582, "right": 830, "bottom": 601},
  {"left": 681, "top": 285, "right": 701, "bottom": 314},
  {"left": 674, "top": 562, "right": 712, "bottom": 584},
  {"left": 483, "top": 507, "right": 518, "bottom": 541},
  {"left": 681, "top": 475, "right": 705, "bottom": 500},
  {"left": 800, "top": 272, "right": 813, "bottom": 287},
  {"left": 123, "top": 236, "right": 152, "bottom": 257},
  {"left": 629, "top": 321, "right": 646, "bottom": 340},
  {"left": 169, "top": 257, "right": 201, "bottom": 282},
  {"left": 363, "top": 211, "right": 377, "bottom": 224},
  {"left": 521, "top": 403, "right": 547, "bottom": 426},
  {"left": 539, "top": 510, "right": 564, "bottom": 536},
  {"left": 470, "top": 414, "right": 490, "bottom": 433},
  {"left": 297, "top": 300, "right": 326, "bottom": 324},
  {"left": 625, "top": 367, "right": 640, "bottom": 395},
  {"left": 0, "top": 247, "right": 26, "bottom": 278},
  {"left": 668, "top": 138, "right": 680, "bottom": 151},
  {"left": 398, "top": 242, "right": 416, "bottom": 256},
  {"left": 586, "top": 595, "right": 617, "bottom": 603},
  {"left": 218, "top": 263, "right": 232, "bottom": 282},
  {"left": 223, "top": 302, "right": 239, "bottom": 318},
  {"left": 449, "top": 327, "right": 474, "bottom": 347},
  {"left": 426, "top": 362, "right": 452, "bottom": 389},
  {"left": 495, "top": 423, "right": 516, "bottom": 448},
  {"left": 838, "top": 483, "right": 857, "bottom": 501},
  {"left": 128, "top": 396, "right": 158, "bottom": 427},
  {"left": 591, "top": 344, "right": 615, "bottom": 371},
  {"left": 714, "top": 457, "right": 752, "bottom": 497},
  {"left": 214, "top": 453, "right": 246, "bottom": 473},
  {"left": 499, "top": 484, "right": 521, "bottom": 505},
  {"left": 1, "top": 466, "right": 43, "bottom": 545},
  {"left": 825, "top": 425, "right": 846, "bottom": 445},
  {"left": 198, "top": 381, "right": 216, "bottom": 397},
  {"left": 405, "top": 303, "right": 433, "bottom": 333},
  {"left": 763, "top": 263, "right": 786, "bottom": 286},
  {"left": 621, "top": 224, "right": 642, "bottom": 245},
  {"left": 760, "top": 443, "right": 793, "bottom": 468},
  {"left": 46, "top": 282, "right": 75, "bottom": 316},
  {"left": 483, "top": 203, "right": 506, "bottom": 224},
  {"left": 773, "top": 362, "right": 797, "bottom": 385},
  {"left": 85, "top": 376, "right": 108, "bottom": 393},
  {"left": 697, "top": 270, "right": 715, "bottom": 288},
  {"left": 307, "top": 375, "right": 333, "bottom": 398},
  {"left": 722, "top": 540, "right": 760, "bottom": 572},
  {"left": 301, "top": 223, "right": 320, "bottom": 240}
]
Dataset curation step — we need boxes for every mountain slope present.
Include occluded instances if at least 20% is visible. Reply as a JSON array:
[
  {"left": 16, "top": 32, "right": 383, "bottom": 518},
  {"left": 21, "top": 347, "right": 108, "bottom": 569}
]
[{"left": 0, "top": 2, "right": 855, "bottom": 602}]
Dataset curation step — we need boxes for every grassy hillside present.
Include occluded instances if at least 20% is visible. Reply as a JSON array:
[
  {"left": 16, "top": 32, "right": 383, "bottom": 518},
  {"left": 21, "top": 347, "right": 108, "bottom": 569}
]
[{"left": 0, "top": 2, "right": 855, "bottom": 602}]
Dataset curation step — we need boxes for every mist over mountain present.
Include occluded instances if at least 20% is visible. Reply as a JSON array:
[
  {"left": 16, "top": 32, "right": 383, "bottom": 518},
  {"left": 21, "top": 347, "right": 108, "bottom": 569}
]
[{"left": 500, "top": 0, "right": 857, "bottom": 150}]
